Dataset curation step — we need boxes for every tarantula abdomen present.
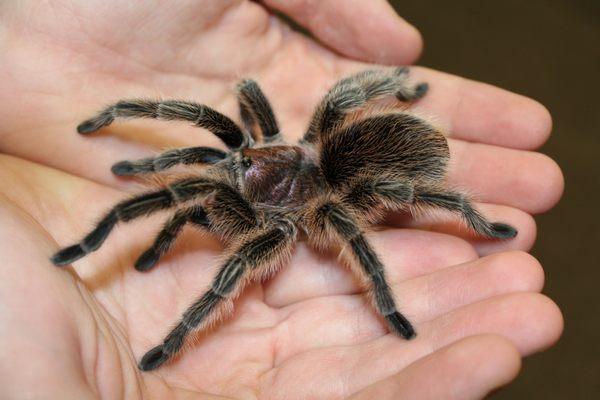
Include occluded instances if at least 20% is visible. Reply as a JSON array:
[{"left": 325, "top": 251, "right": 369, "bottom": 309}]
[{"left": 320, "top": 112, "right": 449, "bottom": 188}]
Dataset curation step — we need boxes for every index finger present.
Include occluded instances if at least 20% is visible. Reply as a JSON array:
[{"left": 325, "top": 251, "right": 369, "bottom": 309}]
[{"left": 411, "top": 67, "right": 553, "bottom": 150}]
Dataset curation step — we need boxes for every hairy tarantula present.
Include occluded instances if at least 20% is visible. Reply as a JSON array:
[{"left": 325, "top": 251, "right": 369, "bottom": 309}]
[{"left": 51, "top": 67, "right": 517, "bottom": 371}]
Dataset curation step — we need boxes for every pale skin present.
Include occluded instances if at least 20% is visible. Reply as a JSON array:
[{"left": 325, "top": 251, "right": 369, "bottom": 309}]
[{"left": 0, "top": 1, "right": 564, "bottom": 399}]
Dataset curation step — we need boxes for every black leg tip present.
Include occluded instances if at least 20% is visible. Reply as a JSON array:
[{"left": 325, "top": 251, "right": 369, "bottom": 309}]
[
  {"left": 490, "top": 223, "right": 518, "bottom": 239},
  {"left": 386, "top": 312, "right": 417, "bottom": 340},
  {"left": 111, "top": 161, "right": 136, "bottom": 176},
  {"left": 139, "top": 345, "right": 169, "bottom": 371},
  {"left": 236, "top": 78, "right": 258, "bottom": 91},
  {"left": 413, "top": 82, "right": 429, "bottom": 99},
  {"left": 51, "top": 244, "right": 86, "bottom": 266},
  {"left": 135, "top": 249, "right": 159, "bottom": 272},
  {"left": 77, "top": 120, "right": 100, "bottom": 134}
]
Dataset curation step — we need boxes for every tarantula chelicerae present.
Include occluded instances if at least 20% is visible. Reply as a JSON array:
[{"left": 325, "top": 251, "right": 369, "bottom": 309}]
[{"left": 51, "top": 67, "right": 517, "bottom": 371}]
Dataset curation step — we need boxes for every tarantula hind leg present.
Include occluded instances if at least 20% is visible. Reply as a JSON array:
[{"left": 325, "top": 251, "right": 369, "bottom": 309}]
[
  {"left": 138, "top": 221, "right": 297, "bottom": 371},
  {"left": 414, "top": 189, "right": 518, "bottom": 239},
  {"left": 318, "top": 202, "right": 415, "bottom": 339},
  {"left": 304, "top": 67, "right": 428, "bottom": 142},
  {"left": 111, "top": 146, "right": 227, "bottom": 177}
]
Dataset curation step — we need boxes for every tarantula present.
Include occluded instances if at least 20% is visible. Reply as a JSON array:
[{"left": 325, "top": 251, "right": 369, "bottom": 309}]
[{"left": 51, "top": 67, "right": 517, "bottom": 371}]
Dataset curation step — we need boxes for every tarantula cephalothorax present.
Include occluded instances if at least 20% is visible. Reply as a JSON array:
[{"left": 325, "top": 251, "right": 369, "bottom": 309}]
[{"left": 51, "top": 67, "right": 517, "bottom": 371}]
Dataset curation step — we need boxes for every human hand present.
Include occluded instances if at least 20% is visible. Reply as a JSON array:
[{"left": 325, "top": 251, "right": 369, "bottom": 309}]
[{"left": 0, "top": 1, "right": 563, "bottom": 398}]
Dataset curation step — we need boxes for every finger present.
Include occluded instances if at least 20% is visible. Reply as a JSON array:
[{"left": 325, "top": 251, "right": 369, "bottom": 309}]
[
  {"left": 446, "top": 139, "right": 564, "bottom": 214},
  {"left": 264, "top": 229, "right": 478, "bottom": 308},
  {"left": 388, "top": 202, "right": 537, "bottom": 256},
  {"left": 359, "top": 293, "right": 561, "bottom": 380},
  {"left": 261, "top": 0, "right": 422, "bottom": 64},
  {"left": 410, "top": 67, "right": 553, "bottom": 150},
  {"left": 270, "top": 251, "right": 544, "bottom": 364},
  {"left": 265, "top": 293, "right": 561, "bottom": 400},
  {"left": 348, "top": 335, "right": 521, "bottom": 400},
  {"left": 424, "top": 292, "right": 563, "bottom": 355}
]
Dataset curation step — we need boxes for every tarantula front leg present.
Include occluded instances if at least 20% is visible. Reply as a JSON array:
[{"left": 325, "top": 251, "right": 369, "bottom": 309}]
[
  {"left": 51, "top": 178, "right": 252, "bottom": 266},
  {"left": 111, "top": 146, "right": 227, "bottom": 176},
  {"left": 316, "top": 201, "right": 415, "bottom": 339},
  {"left": 138, "top": 219, "right": 297, "bottom": 371},
  {"left": 304, "top": 67, "right": 428, "bottom": 142},
  {"left": 239, "top": 99, "right": 256, "bottom": 138},
  {"left": 77, "top": 99, "right": 249, "bottom": 149},
  {"left": 237, "top": 79, "right": 280, "bottom": 142}
]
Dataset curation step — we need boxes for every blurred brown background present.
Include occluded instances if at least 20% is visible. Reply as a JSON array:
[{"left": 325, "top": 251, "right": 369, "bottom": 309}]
[{"left": 389, "top": 0, "right": 600, "bottom": 398}]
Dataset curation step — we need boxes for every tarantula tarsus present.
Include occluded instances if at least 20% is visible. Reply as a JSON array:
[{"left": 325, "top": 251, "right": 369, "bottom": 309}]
[{"left": 51, "top": 67, "right": 517, "bottom": 371}]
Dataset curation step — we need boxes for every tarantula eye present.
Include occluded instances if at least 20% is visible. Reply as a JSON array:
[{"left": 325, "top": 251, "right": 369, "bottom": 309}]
[{"left": 241, "top": 156, "right": 252, "bottom": 168}]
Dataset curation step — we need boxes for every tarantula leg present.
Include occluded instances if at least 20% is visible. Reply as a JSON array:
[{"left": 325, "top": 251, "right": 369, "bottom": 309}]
[
  {"left": 343, "top": 179, "right": 415, "bottom": 213},
  {"left": 393, "top": 67, "right": 429, "bottom": 101},
  {"left": 51, "top": 178, "right": 223, "bottom": 266},
  {"left": 239, "top": 99, "right": 256, "bottom": 139},
  {"left": 111, "top": 146, "right": 227, "bottom": 176},
  {"left": 77, "top": 99, "right": 248, "bottom": 149},
  {"left": 206, "top": 184, "right": 258, "bottom": 231},
  {"left": 303, "top": 67, "right": 428, "bottom": 143},
  {"left": 318, "top": 202, "right": 416, "bottom": 339},
  {"left": 135, "top": 206, "right": 211, "bottom": 271},
  {"left": 135, "top": 185, "right": 259, "bottom": 271},
  {"left": 138, "top": 221, "right": 297, "bottom": 371},
  {"left": 237, "top": 79, "right": 280, "bottom": 142},
  {"left": 414, "top": 189, "right": 518, "bottom": 239}
]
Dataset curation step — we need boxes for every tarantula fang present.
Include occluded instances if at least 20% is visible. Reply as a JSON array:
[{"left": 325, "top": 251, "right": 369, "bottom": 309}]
[{"left": 51, "top": 67, "right": 517, "bottom": 371}]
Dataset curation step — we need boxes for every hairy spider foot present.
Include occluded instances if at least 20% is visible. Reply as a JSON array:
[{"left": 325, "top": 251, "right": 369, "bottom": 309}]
[
  {"left": 413, "top": 83, "right": 429, "bottom": 99},
  {"left": 51, "top": 244, "right": 87, "bottom": 266},
  {"left": 139, "top": 345, "right": 170, "bottom": 371},
  {"left": 51, "top": 211, "right": 118, "bottom": 266},
  {"left": 396, "top": 82, "right": 428, "bottom": 101},
  {"left": 386, "top": 312, "right": 417, "bottom": 339},
  {"left": 135, "top": 249, "right": 160, "bottom": 272},
  {"left": 77, "top": 114, "right": 113, "bottom": 134},
  {"left": 490, "top": 222, "right": 518, "bottom": 239},
  {"left": 111, "top": 160, "right": 152, "bottom": 176}
]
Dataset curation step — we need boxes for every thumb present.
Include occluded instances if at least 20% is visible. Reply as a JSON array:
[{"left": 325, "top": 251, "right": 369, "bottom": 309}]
[{"left": 261, "top": 0, "right": 422, "bottom": 64}]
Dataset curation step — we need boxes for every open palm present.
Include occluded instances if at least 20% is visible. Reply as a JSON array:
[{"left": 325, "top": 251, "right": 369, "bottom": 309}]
[{"left": 0, "top": 1, "right": 564, "bottom": 399}]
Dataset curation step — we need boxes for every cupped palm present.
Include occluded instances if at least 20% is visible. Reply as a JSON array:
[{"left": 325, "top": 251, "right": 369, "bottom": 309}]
[{"left": 0, "top": 1, "right": 563, "bottom": 399}]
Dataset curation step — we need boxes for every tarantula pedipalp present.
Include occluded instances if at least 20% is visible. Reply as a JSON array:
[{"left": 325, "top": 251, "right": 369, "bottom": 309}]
[{"left": 51, "top": 67, "right": 517, "bottom": 371}]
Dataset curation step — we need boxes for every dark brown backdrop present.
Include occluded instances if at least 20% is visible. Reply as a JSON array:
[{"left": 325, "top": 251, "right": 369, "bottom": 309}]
[{"left": 389, "top": 0, "right": 600, "bottom": 398}]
